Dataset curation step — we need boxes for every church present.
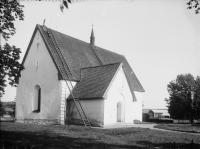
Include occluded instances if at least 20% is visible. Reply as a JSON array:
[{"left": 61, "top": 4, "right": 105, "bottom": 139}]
[{"left": 15, "top": 24, "right": 145, "bottom": 127}]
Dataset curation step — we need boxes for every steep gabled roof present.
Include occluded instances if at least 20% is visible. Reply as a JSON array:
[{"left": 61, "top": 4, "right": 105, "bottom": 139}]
[
  {"left": 38, "top": 25, "right": 101, "bottom": 81},
  {"left": 69, "top": 63, "right": 121, "bottom": 99},
  {"left": 22, "top": 24, "right": 145, "bottom": 99}
]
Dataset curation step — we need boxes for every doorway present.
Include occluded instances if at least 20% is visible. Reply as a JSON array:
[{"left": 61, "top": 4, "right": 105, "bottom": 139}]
[{"left": 117, "top": 102, "right": 123, "bottom": 122}]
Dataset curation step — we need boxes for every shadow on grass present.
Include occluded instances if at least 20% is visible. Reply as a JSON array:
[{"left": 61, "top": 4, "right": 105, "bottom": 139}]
[
  {"left": 137, "top": 141, "right": 200, "bottom": 149},
  {"left": 0, "top": 130, "right": 142, "bottom": 149}
]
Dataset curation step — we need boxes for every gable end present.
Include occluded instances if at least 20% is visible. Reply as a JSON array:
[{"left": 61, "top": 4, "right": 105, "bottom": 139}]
[{"left": 22, "top": 25, "right": 62, "bottom": 80}]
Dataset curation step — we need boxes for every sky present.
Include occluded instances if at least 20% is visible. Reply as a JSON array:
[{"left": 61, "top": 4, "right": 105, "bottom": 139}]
[{"left": 1, "top": 0, "right": 200, "bottom": 109}]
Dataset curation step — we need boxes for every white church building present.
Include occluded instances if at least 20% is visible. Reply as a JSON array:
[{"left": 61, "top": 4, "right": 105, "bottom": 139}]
[{"left": 15, "top": 24, "right": 145, "bottom": 127}]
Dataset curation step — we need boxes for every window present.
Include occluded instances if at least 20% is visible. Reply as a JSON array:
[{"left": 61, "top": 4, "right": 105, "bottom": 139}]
[
  {"left": 36, "top": 37, "right": 40, "bottom": 48},
  {"left": 33, "top": 85, "right": 41, "bottom": 112}
]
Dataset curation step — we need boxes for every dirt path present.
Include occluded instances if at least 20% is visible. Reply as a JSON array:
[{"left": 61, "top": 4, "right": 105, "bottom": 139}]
[{"left": 101, "top": 123, "right": 200, "bottom": 135}]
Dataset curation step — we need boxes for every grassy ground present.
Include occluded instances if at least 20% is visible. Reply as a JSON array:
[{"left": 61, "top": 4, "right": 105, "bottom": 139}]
[
  {"left": 155, "top": 124, "right": 200, "bottom": 133},
  {"left": 0, "top": 122, "right": 200, "bottom": 149}
]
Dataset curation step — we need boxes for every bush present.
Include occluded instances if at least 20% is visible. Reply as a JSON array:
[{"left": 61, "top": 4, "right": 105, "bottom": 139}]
[{"left": 148, "top": 118, "right": 173, "bottom": 123}]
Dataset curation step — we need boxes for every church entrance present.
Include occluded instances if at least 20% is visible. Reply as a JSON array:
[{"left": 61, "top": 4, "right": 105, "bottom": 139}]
[{"left": 117, "top": 102, "right": 123, "bottom": 122}]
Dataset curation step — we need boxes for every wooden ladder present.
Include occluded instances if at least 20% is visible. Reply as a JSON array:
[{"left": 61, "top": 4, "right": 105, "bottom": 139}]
[
  {"left": 90, "top": 45, "right": 104, "bottom": 65},
  {"left": 47, "top": 28, "right": 91, "bottom": 127}
]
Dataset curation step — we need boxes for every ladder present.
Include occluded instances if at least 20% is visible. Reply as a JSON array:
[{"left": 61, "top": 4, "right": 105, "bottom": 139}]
[
  {"left": 47, "top": 28, "right": 91, "bottom": 127},
  {"left": 90, "top": 45, "right": 104, "bottom": 65}
]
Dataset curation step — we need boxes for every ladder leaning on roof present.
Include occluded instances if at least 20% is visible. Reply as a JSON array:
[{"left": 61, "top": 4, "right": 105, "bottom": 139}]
[{"left": 46, "top": 27, "right": 91, "bottom": 127}]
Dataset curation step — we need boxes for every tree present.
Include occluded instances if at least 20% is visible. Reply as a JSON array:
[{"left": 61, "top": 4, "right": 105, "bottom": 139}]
[
  {"left": 0, "top": 0, "right": 24, "bottom": 97},
  {"left": 193, "top": 76, "right": 200, "bottom": 119},
  {"left": 0, "top": 44, "right": 24, "bottom": 96},
  {"left": 187, "top": 0, "right": 200, "bottom": 14},
  {"left": 166, "top": 74, "right": 200, "bottom": 124},
  {"left": 0, "top": 101, "right": 5, "bottom": 116}
]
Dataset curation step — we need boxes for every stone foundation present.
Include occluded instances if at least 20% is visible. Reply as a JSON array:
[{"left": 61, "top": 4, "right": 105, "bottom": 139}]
[
  {"left": 16, "top": 119, "right": 60, "bottom": 125},
  {"left": 67, "top": 118, "right": 103, "bottom": 127}
]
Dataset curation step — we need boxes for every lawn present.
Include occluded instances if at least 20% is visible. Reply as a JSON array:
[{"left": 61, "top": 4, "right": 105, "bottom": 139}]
[
  {"left": 0, "top": 122, "right": 200, "bottom": 149},
  {"left": 155, "top": 124, "right": 200, "bottom": 133}
]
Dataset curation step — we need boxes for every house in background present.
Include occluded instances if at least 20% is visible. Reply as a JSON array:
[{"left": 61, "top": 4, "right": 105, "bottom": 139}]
[
  {"left": 152, "top": 109, "right": 169, "bottom": 118},
  {"left": 142, "top": 109, "right": 170, "bottom": 121},
  {"left": 16, "top": 24, "right": 145, "bottom": 127},
  {"left": 142, "top": 109, "right": 153, "bottom": 122}
]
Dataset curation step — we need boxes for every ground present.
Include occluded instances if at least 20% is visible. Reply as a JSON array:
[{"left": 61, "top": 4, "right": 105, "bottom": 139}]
[{"left": 0, "top": 122, "right": 200, "bottom": 148}]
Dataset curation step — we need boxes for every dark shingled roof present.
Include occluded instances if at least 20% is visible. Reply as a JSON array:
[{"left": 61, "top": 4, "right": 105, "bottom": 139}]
[
  {"left": 95, "top": 47, "right": 145, "bottom": 92},
  {"left": 22, "top": 24, "right": 144, "bottom": 100},
  {"left": 37, "top": 25, "right": 101, "bottom": 81},
  {"left": 69, "top": 63, "right": 121, "bottom": 99}
]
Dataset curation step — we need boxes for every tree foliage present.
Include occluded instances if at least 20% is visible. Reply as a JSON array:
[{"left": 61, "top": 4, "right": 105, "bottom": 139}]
[
  {"left": 166, "top": 74, "right": 200, "bottom": 124},
  {"left": 0, "top": 44, "right": 24, "bottom": 95},
  {"left": 193, "top": 76, "right": 200, "bottom": 117},
  {"left": 0, "top": 0, "right": 24, "bottom": 41},
  {"left": 60, "top": 0, "right": 71, "bottom": 12},
  {"left": 187, "top": 0, "right": 200, "bottom": 14},
  {"left": 0, "top": 101, "right": 6, "bottom": 116},
  {"left": 0, "top": 0, "right": 24, "bottom": 97}
]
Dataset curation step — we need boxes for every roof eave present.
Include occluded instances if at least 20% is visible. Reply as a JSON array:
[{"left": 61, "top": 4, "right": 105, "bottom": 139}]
[{"left": 22, "top": 25, "right": 39, "bottom": 65}]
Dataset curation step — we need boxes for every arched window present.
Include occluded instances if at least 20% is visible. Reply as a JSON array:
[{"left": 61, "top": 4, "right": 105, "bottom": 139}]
[{"left": 33, "top": 85, "right": 41, "bottom": 112}]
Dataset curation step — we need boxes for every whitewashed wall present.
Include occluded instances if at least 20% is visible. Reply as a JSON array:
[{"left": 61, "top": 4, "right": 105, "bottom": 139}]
[
  {"left": 16, "top": 30, "right": 62, "bottom": 124},
  {"left": 132, "top": 91, "right": 143, "bottom": 122},
  {"left": 67, "top": 99, "right": 104, "bottom": 126},
  {"left": 103, "top": 64, "right": 143, "bottom": 126}
]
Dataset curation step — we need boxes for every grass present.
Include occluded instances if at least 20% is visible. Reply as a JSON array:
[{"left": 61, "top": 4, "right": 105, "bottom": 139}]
[
  {"left": 0, "top": 122, "right": 200, "bottom": 149},
  {"left": 155, "top": 124, "right": 200, "bottom": 133}
]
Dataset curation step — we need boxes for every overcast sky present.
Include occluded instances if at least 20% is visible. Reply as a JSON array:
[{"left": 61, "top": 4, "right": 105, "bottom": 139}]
[{"left": 1, "top": 0, "right": 200, "bottom": 109}]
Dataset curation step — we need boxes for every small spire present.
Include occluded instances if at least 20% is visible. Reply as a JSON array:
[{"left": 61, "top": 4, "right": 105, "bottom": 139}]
[
  {"left": 43, "top": 19, "right": 46, "bottom": 26},
  {"left": 90, "top": 25, "right": 95, "bottom": 46},
  {"left": 42, "top": 19, "right": 47, "bottom": 31}
]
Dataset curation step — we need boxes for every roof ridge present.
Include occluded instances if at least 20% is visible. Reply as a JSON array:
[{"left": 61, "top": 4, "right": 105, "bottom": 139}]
[
  {"left": 38, "top": 24, "right": 123, "bottom": 57},
  {"left": 37, "top": 24, "right": 92, "bottom": 46},
  {"left": 49, "top": 26, "right": 92, "bottom": 46}
]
